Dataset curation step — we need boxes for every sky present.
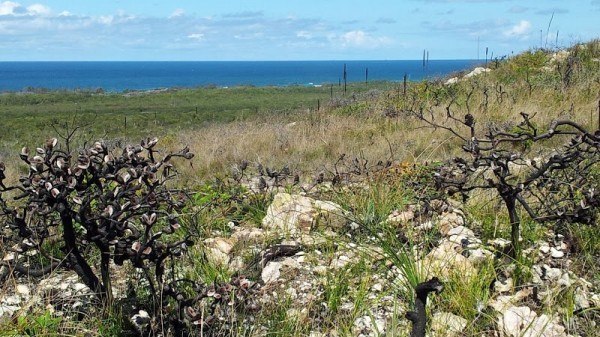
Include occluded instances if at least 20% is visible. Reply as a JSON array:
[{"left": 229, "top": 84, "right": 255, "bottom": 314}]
[{"left": 0, "top": 0, "right": 598, "bottom": 61}]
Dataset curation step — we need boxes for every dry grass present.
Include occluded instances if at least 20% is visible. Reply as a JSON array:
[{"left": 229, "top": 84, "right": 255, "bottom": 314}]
[{"left": 168, "top": 42, "right": 600, "bottom": 187}]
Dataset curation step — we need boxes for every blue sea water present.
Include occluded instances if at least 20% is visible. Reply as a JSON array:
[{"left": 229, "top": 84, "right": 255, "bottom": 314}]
[{"left": 0, "top": 60, "right": 479, "bottom": 92}]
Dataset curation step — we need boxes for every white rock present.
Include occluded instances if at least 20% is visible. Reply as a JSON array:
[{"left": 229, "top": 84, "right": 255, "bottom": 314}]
[
  {"left": 489, "top": 238, "right": 511, "bottom": 249},
  {"left": 3, "top": 295, "right": 21, "bottom": 305},
  {"left": 261, "top": 261, "right": 282, "bottom": 284},
  {"left": 574, "top": 288, "right": 590, "bottom": 310},
  {"left": 446, "top": 225, "right": 475, "bottom": 238},
  {"left": 539, "top": 244, "right": 551, "bottom": 254},
  {"left": 490, "top": 287, "right": 533, "bottom": 312},
  {"left": 2, "top": 253, "right": 16, "bottom": 261},
  {"left": 467, "top": 248, "right": 493, "bottom": 264},
  {"left": 550, "top": 247, "right": 564, "bottom": 259},
  {"left": 341, "top": 302, "right": 355, "bottom": 311},
  {"left": 285, "top": 287, "right": 298, "bottom": 299},
  {"left": 431, "top": 312, "right": 468, "bottom": 336},
  {"left": 415, "top": 220, "right": 433, "bottom": 231},
  {"left": 439, "top": 212, "right": 464, "bottom": 235},
  {"left": 372, "top": 283, "right": 383, "bottom": 292},
  {"left": 330, "top": 255, "right": 352, "bottom": 269},
  {"left": 533, "top": 264, "right": 562, "bottom": 282},
  {"left": 262, "top": 193, "right": 348, "bottom": 236},
  {"left": 445, "top": 77, "right": 459, "bottom": 85},
  {"left": 591, "top": 294, "right": 600, "bottom": 308},
  {"left": 72, "top": 283, "right": 88, "bottom": 293},
  {"left": 231, "top": 227, "right": 265, "bottom": 244},
  {"left": 16, "top": 284, "right": 30, "bottom": 296},
  {"left": 386, "top": 209, "right": 414, "bottom": 224},
  {"left": 0, "top": 304, "right": 21, "bottom": 318},
  {"left": 203, "top": 237, "right": 234, "bottom": 266},
  {"left": 417, "top": 240, "right": 475, "bottom": 280},
  {"left": 494, "top": 278, "right": 514, "bottom": 293},
  {"left": 464, "top": 67, "right": 491, "bottom": 78},
  {"left": 557, "top": 272, "right": 571, "bottom": 287},
  {"left": 228, "top": 256, "right": 245, "bottom": 273},
  {"left": 498, "top": 306, "right": 566, "bottom": 337},
  {"left": 353, "top": 315, "right": 386, "bottom": 336}
]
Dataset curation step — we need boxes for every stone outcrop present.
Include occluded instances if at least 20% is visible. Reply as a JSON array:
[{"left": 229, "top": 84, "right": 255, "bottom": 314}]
[{"left": 262, "top": 192, "right": 349, "bottom": 236}]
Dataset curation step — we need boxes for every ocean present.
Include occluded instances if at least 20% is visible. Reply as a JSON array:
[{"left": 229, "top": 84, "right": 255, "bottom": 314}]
[{"left": 0, "top": 60, "right": 479, "bottom": 92}]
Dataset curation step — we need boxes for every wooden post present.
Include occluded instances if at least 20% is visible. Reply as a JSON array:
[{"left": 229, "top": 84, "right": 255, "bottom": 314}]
[
  {"left": 486, "top": 47, "right": 489, "bottom": 65},
  {"left": 365, "top": 67, "right": 369, "bottom": 85},
  {"left": 403, "top": 73, "right": 407, "bottom": 97}
]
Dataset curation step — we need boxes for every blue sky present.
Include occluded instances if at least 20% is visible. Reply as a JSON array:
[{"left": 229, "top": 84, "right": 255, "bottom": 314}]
[{"left": 0, "top": 0, "right": 598, "bottom": 61}]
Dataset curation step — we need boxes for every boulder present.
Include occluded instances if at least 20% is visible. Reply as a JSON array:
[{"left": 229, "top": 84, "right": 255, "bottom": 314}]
[
  {"left": 498, "top": 306, "right": 566, "bottom": 337},
  {"left": 262, "top": 193, "right": 348, "bottom": 236},
  {"left": 203, "top": 237, "right": 235, "bottom": 266}
]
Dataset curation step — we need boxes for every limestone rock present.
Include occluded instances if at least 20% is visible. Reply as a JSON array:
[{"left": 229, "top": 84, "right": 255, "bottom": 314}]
[
  {"left": 494, "top": 278, "right": 514, "bottom": 293},
  {"left": 386, "top": 209, "right": 414, "bottom": 225},
  {"left": 550, "top": 247, "right": 564, "bottom": 259},
  {"left": 353, "top": 315, "right": 386, "bottom": 337},
  {"left": 446, "top": 225, "right": 474, "bottom": 238},
  {"left": 498, "top": 306, "right": 566, "bottom": 337},
  {"left": 431, "top": 312, "right": 468, "bottom": 336},
  {"left": 262, "top": 193, "right": 348, "bottom": 236},
  {"left": 231, "top": 227, "right": 265, "bottom": 245},
  {"left": 467, "top": 247, "right": 493, "bottom": 264},
  {"left": 261, "top": 261, "right": 282, "bottom": 284},
  {"left": 464, "top": 67, "right": 491, "bottom": 78},
  {"left": 490, "top": 287, "right": 534, "bottom": 312},
  {"left": 16, "top": 284, "right": 30, "bottom": 296},
  {"left": 203, "top": 237, "right": 235, "bottom": 266},
  {"left": 438, "top": 211, "right": 465, "bottom": 235},
  {"left": 418, "top": 240, "right": 475, "bottom": 280}
]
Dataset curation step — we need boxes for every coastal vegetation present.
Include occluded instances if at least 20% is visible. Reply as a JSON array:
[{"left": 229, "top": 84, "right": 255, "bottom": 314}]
[{"left": 1, "top": 39, "right": 600, "bottom": 337}]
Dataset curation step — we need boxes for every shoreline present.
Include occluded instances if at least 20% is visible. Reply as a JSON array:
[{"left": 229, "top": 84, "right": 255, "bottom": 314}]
[{"left": 0, "top": 79, "right": 413, "bottom": 95}]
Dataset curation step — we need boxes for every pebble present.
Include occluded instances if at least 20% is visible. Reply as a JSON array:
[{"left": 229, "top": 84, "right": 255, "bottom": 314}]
[
  {"left": 494, "top": 278, "right": 514, "bottom": 293},
  {"left": 550, "top": 247, "right": 564, "bottom": 259},
  {"left": 16, "top": 284, "right": 30, "bottom": 296},
  {"left": 261, "top": 261, "right": 282, "bottom": 284}
]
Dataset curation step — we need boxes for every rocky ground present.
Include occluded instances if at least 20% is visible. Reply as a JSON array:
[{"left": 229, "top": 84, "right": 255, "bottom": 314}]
[{"left": 1, "top": 188, "right": 599, "bottom": 336}]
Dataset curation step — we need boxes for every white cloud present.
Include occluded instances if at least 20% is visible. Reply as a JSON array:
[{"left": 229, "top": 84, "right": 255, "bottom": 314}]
[
  {"left": 0, "top": 1, "right": 21, "bottom": 15},
  {"left": 187, "top": 33, "right": 204, "bottom": 40},
  {"left": 339, "top": 30, "right": 393, "bottom": 48},
  {"left": 27, "top": 3, "right": 50, "bottom": 16},
  {"left": 169, "top": 8, "right": 184, "bottom": 18},
  {"left": 296, "top": 30, "right": 311, "bottom": 39},
  {"left": 504, "top": 20, "right": 531, "bottom": 37},
  {"left": 0, "top": 1, "right": 50, "bottom": 16},
  {"left": 98, "top": 15, "right": 113, "bottom": 25}
]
